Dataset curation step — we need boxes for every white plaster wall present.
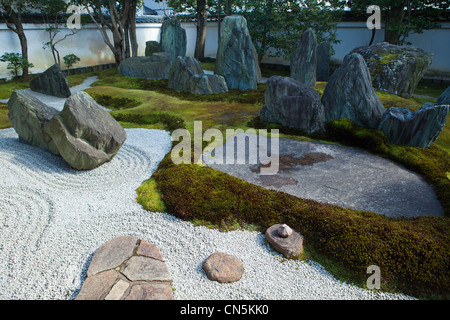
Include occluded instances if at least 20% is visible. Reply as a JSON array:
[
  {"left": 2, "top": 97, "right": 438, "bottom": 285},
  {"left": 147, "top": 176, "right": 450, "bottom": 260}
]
[{"left": 0, "top": 20, "right": 449, "bottom": 80}]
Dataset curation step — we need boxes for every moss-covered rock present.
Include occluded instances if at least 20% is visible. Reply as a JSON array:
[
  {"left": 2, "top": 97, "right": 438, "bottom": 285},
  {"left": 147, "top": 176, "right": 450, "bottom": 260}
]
[{"left": 352, "top": 42, "right": 433, "bottom": 98}]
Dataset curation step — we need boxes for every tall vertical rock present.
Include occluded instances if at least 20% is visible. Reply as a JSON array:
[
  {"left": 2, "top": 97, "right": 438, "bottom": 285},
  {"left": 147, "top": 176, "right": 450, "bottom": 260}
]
[
  {"left": 214, "top": 15, "right": 261, "bottom": 91},
  {"left": 316, "top": 42, "right": 331, "bottom": 82},
  {"left": 321, "top": 53, "right": 386, "bottom": 129},
  {"left": 290, "top": 28, "right": 317, "bottom": 89},
  {"left": 145, "top": 40, "right": 161, "bottom": 57},
  {"left": 159, "top": 18, "right": 187, "bottom": 64},
  {"left": 436, "top": 86, "right": 450, "bottom": 105},
  {"left": 260, "top": 76, "right": 326, "bottom": 134}
]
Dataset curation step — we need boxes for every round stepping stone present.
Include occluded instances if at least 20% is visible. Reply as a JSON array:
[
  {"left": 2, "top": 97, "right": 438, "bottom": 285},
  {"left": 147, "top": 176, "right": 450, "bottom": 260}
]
[
  {"left": 265, "top": 224, "right": 303, "bottom": 258},
  {"left": 202, "top": 252, "right": 244, "bottom": 283}
]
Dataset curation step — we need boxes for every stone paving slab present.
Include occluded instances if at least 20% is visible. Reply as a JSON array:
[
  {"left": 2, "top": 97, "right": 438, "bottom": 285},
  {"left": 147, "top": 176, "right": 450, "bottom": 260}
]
[
  {"left": 76, "top": 236, "right": 173, "bottom": 300},
  {"left": 203, "top": 134, "right": 444, "bottom": 218}
]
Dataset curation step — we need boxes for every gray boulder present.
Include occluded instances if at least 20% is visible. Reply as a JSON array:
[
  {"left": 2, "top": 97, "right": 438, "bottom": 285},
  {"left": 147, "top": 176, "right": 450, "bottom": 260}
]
[
  {"left": 29, "top": 64, "right": 71, "bottom": 98},
  {"left": 317, "top": 42, "right": 332, "bottom": 82},
  {"left": 377, "top": 103, "right": 448, "bottom": 148},
  {"left": 7, "top": 89, "right": 59, "bottom": 150},
  {"left": 290, "top": 28, "right": 317, "bottom": 88},
  {"left": 321, "top": 53, "right": 386, "bottom": 129},
  {"left": 351, "top": 42, "right": 433, "bottom": 98},
  {"left": 214, "top": 15, "right": 261, "bottom": 91},
  {"left": 260, "top": 76, "right": 325, "bottom": 134},
  {"left": 159, "top": 18, "right": 187, "bottom": 64},
  {"left": 118, "top": 53, "right": 172, "bottom": 80},
  {"left": 168, "top": 56, "right": 204, "bottom": 92},
  {"left": 168, "top": 56, "right": 228, "bottom": 95},
  {"left": 145, "top": 40, "right": 161, "bottom": 57},
  {"left": 43, "top": 91, "right": 127, "bottom": 170},
  {"left": 436, "top": 86, "right": 450, "bottom": 105},
  {"left": 189, "top": 74, "right": 228, "bottom": 95}
]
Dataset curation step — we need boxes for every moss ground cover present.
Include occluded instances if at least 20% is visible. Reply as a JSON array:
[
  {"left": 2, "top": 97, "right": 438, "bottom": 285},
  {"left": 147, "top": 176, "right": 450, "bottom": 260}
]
[
  {"left": 148, "top": 148, "right": 449, "bottom": 299},
  {"left": 0, "top": 66, "right": 448, "bottom": 298},
  {"left": 0, "top": 103, "right": 10, "bottom": 129}
]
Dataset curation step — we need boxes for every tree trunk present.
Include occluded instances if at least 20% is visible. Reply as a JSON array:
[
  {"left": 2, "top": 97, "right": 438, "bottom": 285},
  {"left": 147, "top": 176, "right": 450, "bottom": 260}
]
[
  {"left": 194, "top": 0, "right": 208, "bottom": 62},
  {"left": 218, "top": 0, "right": 222, "bottom": 42},
  {"left": 1, "top": 4, "right": 29, "bottom": 79},
  {"left": 225, "top": 0, "right": 231, "bottom": 16},
  {"left": 129, "top": 0, "right": 139, "bottom": 57},
  {"left": 369, "top": 28, "right": 376, "bottom": 46},
  {"left": 385, "top": 5, "right": 406, "bottom": 45},
  {"left": 124, "top": 20, "right": 131, "bottom": 59}
]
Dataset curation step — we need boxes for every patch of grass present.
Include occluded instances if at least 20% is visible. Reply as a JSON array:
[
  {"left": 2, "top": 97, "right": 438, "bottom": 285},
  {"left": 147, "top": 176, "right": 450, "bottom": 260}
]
[
  {"left": 414, "top": 83, "right": 448, "bottom": 99},
  {"left": 90, "top": 93, "right": 141, "bottom": 110},
  {"left": 66, "top": 71, "right": 99, "bottom": 87},
  {"left": 92, "top": 69, "right": 266, "bottom": 107},
  {"left": 85, "top": 84, "right": 262, "bottom": 136},
  {"left": 200, "top": 62, "right": 215, "bottom": 72},
  {"left": 0, "top": 79, "right": 29, "bottom": 99},
  {"left": 110, "top": 111, "right": 185, "bottom": 133},
  {"left": 0, "top": 103, "right": 11, "bottom": 129},
  {"left": 376, "top": 91, "right": 435, "bottom": 110}
]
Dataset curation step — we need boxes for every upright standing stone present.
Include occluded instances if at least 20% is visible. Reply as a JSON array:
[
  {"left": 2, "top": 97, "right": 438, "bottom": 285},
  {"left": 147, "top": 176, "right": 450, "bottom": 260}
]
[
  {"left": 290, "top": 28, "right": 317, "bottom": 88},
  {"left": 321, "top": 53, "right": 386, "bottom": 129},
  {"left": 168, "top": 56, "right": 229, "bottom": 95},
  {"left": 168, "top": 56, "right": 204, "bottom": 92},
  {"left": 29, "top": 64, "right": 71, "bottom": 98},
  {"left": 145, "top": 40, "right": 161, "bottom": 57},
  {"left": 316, "top": 42, "right": 331, "bottom": 82},
  {"left": 159, "top": 18, "right": 187, "bottom": 64},
  {"left": 436, "top": 86, "right": 450, "bottom": 105},
  {"left": 377, "top": 103, "right": 448, "bottom": 148},
  {"left": 260, "top": 76, "right": 326, "bottom": 134},
  {"left": 351, "top": 42, "right": 433, "bottom": 98},
  {"left": 214, "top": 15, "right": 261, "bottom": 91}
]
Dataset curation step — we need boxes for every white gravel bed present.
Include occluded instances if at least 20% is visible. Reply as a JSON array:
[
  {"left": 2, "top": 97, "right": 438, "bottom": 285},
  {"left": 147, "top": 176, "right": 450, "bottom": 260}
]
[{"left": 0, "top": 127, "right": 415, "bottom": 300}]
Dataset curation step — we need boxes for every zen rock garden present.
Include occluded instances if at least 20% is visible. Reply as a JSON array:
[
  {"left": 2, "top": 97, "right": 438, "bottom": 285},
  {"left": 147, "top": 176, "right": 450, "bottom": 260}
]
[{"left": 1, "top": 12, "right": 449, "bottom": 301}]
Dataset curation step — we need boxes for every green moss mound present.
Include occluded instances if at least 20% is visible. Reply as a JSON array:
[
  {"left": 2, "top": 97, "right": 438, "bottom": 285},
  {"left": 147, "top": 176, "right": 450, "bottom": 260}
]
[
  {"left": 110, "top": 111, "right": 185, "bottom": 132},
  {"left": 145, "top": 150, "right": 449, "bottom": 299},
  {"left": 90, "top": 94, "right": 140, "bottom": 110}
]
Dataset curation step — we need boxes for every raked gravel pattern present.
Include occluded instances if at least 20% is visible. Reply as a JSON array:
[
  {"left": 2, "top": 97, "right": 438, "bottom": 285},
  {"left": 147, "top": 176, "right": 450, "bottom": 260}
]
[{"left": 0, "top": 127, "right": 415, "bottom": 300}]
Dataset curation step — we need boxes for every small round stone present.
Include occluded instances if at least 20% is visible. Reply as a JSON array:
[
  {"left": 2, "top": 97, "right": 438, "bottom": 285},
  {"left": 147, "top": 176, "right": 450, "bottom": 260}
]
[
  {"left": 277, "top": 224, "right": 293, "bottom": 238},
  {"left": 202, "top": 252, "right": 244, "bottom": 283}
]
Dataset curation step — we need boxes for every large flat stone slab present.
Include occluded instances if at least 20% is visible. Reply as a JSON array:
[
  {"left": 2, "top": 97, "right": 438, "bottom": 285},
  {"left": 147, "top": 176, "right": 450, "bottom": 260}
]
[
  {"left": 77, "top": 236, "right": 173, "bottom": 300},
  {"left": 203, "top": 134, "right": 443, "bottom": 218}
]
